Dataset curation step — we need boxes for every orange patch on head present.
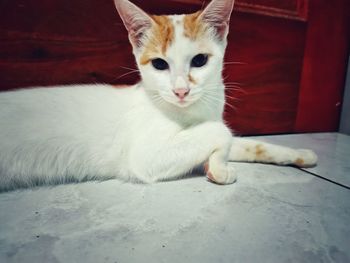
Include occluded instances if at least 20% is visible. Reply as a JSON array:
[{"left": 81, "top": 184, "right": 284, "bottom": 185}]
[
  {"left": 140, "top": 15, "right": 174, "bottom": 66},
  {"left": 295, "top": 158, "right": 305, "bottom": 167},
  {"left": 183, "top": 11, "right": 206, "bottom": 40},
  {"left": 151, "top": 15, "right": 174, "bottom": 54}
]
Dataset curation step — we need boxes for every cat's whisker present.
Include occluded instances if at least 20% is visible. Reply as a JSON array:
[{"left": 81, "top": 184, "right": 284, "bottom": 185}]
[
  {"left": 223, "top": 75, "right": 230, "bottom": 81},
  {"left": 225, "top": 86, "right": 243, "bottom": 90},
  {"left": 223, "top": 100, "right": 238, "bottom": 112},
  {"left": 203, "top": 86, "right": 227, "bottom": 91},
  {"left": 225, "top": 87, "right": 245, "bottom": 91},
  {"left": 149, "top": 93, "right": 163, "bottom": 102},
  {"left": 107, "top": 65, "right": 141, "bottom": 81},
  {"left": 225, "top": 88, "right": 244, "bottom": 92},
  {"left": 225, "top": 85, "right": 244, "bottom": 90},
  {"left": 224, "top": 94, "right": 238, "bottom": 99},
  {"left": 224, "top": 101, "right": 237, "bottom": 111},
  {"left": 115, "top": 69, "right": 140, "bottom": 80},
  {"left": 205, "top": 87, "right": 245, "bottom": 95},
  {"left": 203, "top": 93, "right": 226, "bottom": 104},
  {"left": 224, "top": 82, "right": 243, "bottom": 85},
  {"left": 204, "top": 90, "right": 226, "bottom": 97},
  {"left": 150, "top": 94, "right": 166, "bottom": 106},
  {"left": 206, "top": 79, "right": 242, "bottom": 85},
  {"left": 221, "top": 75, "right": 244, "bottom": 84},
  {"left": 226, "top": 96, "right": 242, "bottom": 102},
  {"left": 206, "top": 92, "right": 236, "bottom": 103},
  {"left": 145, "top": 88, "right": 160, "bottom": 92},
  {"left": 204, "top": 83, "right": 244, "bottom": 90},
  {"left": 199, "top": 96, "right": 216, "bottom": 114},
  {"left": 203, "top": 92, "right": 238, "bottom": 111},
  {"left": 205, "top": 88, "right": 245, "bottom": 98},
  {"left": 223, "top": 61, "right": 247, "bottom": 65},
  {"left": 119, "top": 66, "right": 138, "bottom": 71},
  {"left": 225, "top": 89, "right": 247, "bottom": 95},
  {"left": 224, "top": 85, "right": 243, "bottom": 89}
]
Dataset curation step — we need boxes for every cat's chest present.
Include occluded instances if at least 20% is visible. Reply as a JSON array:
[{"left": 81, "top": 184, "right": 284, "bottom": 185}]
[{"left": 132, "top": 104, "right": 181, "bottom": 136}]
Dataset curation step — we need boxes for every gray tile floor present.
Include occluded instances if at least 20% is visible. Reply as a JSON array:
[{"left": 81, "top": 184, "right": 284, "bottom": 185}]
[{"left": 0, "top": 133, "right": 349, "bottom": 263}]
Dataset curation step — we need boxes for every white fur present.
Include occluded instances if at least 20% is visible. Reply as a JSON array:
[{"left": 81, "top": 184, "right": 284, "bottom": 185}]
[
  {"left": 0, "top": 83, "right": 233, "bottom": 190},
  {"left": 0, "top": 0, "right": 317, "bottom": 191}
]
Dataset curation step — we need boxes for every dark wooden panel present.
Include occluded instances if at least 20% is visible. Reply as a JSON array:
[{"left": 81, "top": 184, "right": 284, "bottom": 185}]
[
  {"left": 239, "top": 0, "right": 298, "bottom": 9},
  {"left": 223, "top": 12, "right": 306, "bottom": 135},
  {"left": 295, "top": 0, "right": 350, "bottom": 132},
  {"left": 235, "top": 0, "right": 308, "bottom": 21},
  {"left": 172, "top": 0, "right": 308, "bottom": 20},
  {"left": 0, "top": 0, "right": 137, "bottom": 89}
]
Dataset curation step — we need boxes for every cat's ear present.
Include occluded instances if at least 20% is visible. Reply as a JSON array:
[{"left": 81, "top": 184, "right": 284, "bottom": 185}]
[
  {"left": 114, "top": 0, "right": 153, "bottom": 47},
  {"left": 200, "top": 0, "right": 235, "bottom": 40}
]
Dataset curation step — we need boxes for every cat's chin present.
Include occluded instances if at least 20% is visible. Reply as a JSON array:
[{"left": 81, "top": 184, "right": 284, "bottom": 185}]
[
  {"left": 174, "top": 102, "right": 193, "bottom": 108},
  {"left": 162, "top": 98, "right": 197, "bottom": 108}
]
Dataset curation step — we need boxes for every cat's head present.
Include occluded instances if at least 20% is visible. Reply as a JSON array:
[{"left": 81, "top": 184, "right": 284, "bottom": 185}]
[{"left": 114, "top": 0, "right": 234, "bottom": 109}]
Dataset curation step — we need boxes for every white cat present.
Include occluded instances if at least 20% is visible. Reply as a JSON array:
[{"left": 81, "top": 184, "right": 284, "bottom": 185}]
[{"left": 0, "top": 0, "right": 317, "bottom": 191}]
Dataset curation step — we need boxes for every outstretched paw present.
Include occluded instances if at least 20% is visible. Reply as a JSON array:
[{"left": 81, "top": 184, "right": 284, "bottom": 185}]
[
  {"left": 204, "top": 162, "right": 236, "bottom": 185},
  {"left": 294, "top": 149, "right": 318, "bottom": 168}
]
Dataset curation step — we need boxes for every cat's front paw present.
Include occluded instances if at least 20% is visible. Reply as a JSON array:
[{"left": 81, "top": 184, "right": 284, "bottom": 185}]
[
  {"left": 294, "top": 149, "right": 318, "bottom": 168},
  {"left": 204, "top": 162, "right": 236, "bottom": 185}
]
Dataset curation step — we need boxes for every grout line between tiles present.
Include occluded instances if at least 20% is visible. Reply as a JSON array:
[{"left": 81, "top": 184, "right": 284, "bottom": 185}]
[{"left": 298, "top": 168, "right": 350, "bottom": 190}]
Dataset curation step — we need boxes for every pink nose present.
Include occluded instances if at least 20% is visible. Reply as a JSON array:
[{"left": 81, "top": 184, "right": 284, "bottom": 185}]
[{"left": 173, "top": 88, "right": 190, "bottom": 99}]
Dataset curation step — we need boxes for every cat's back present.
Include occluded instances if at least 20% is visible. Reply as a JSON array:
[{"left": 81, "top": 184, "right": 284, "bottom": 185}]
[
  {"left": 0, "top": 84, "right": 136, "bottom": 121},
  {"left": 0, "top": 84, "right": 141, "bottom": 142},
  {"left": 0, "top": 84, "right": 134, "bottom": 113}
]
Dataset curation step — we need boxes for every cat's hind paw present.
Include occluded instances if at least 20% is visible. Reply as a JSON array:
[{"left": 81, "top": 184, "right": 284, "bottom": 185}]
[
  {"left": 204, "top": 162, "right": 237, "bottom": 185},
  {"left": 294, "top": 149, "right": 318, "bottom": 168}
]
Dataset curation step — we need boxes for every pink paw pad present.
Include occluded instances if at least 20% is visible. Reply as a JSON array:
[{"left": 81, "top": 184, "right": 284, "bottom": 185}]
[
  {"left": 206, "top": 171, "right": 215, "bottom": 182},
  {"left": 204, "top": 162, "right": 217, "bottom": 183}
]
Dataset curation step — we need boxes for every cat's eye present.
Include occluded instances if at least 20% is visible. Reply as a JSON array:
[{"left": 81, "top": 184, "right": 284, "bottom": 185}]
[
  {"left": 191, "top": 54, "right": 209, "bottom": 68},
  {"left": 151, "top": 58, "right": 169, "bottom": 70}
]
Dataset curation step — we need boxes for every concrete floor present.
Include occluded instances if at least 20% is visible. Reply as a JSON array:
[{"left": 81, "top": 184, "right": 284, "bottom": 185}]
[{"left": 0, "top": 133, "right": 349, "bottom": 263}]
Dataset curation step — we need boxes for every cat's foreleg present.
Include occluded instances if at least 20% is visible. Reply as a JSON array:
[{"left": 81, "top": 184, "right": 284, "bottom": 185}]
[
  {"left": 130, "top": 122, "right": 236, "bottom": 184},
  {"left": 204, "top": 147, "right": 236, "bottom": 185},
  {"left": 229, "top": 138, "right": 317, "bottom": 167}
]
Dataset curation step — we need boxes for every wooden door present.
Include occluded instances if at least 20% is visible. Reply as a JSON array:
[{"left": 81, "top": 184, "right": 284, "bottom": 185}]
[{"left": 0, "top": 0, "right": 349, "bottom": 135}]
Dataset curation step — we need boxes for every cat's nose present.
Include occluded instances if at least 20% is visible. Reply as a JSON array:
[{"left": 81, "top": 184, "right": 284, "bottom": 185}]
[{"left": 173, "top": 88, "right": 190, "bottom": 99}]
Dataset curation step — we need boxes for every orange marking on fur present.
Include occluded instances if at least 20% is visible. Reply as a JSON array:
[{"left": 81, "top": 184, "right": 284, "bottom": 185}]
[
  {"left": 151, "top": 15, "right": 174, "bottom": 54},
  {"left": 140, "top": 55, "right": 152, "bottom": 66},
  {"left": 183, "top": 11, "right": 206, "bottom": 40},
  {"left": 295, "top": 158, "right": 305, "bottom": 167},
  {"left": 255, "top": 144, "right": 266, "bottom": 157},
  {"left": 207, "top": 171, "right": 215, "bottom": 182},
  {"left": 140, "top": 15, "right": 174, "bottom": 65},
  {"left": 188, "top": 74, "right": 196, "bottom": 84}
]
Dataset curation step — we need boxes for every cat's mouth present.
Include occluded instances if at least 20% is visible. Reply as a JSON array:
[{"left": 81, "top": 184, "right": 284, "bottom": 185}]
[
  {"left": 160, "top": 94, "right": 199, "bottom": 108},
  {"left": 176, "top": 99, "right": 192, "bottom": 108}
]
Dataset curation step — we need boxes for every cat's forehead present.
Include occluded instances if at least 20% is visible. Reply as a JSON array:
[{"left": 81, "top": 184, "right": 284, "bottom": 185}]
[{"left": 140, "top": 12, "right": 211, "bottom": 65}]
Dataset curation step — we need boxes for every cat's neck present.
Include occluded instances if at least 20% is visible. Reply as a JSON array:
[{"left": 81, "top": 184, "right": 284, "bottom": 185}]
[{"left": 139, "top": 82, "right": 226, "bottom": 128}]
